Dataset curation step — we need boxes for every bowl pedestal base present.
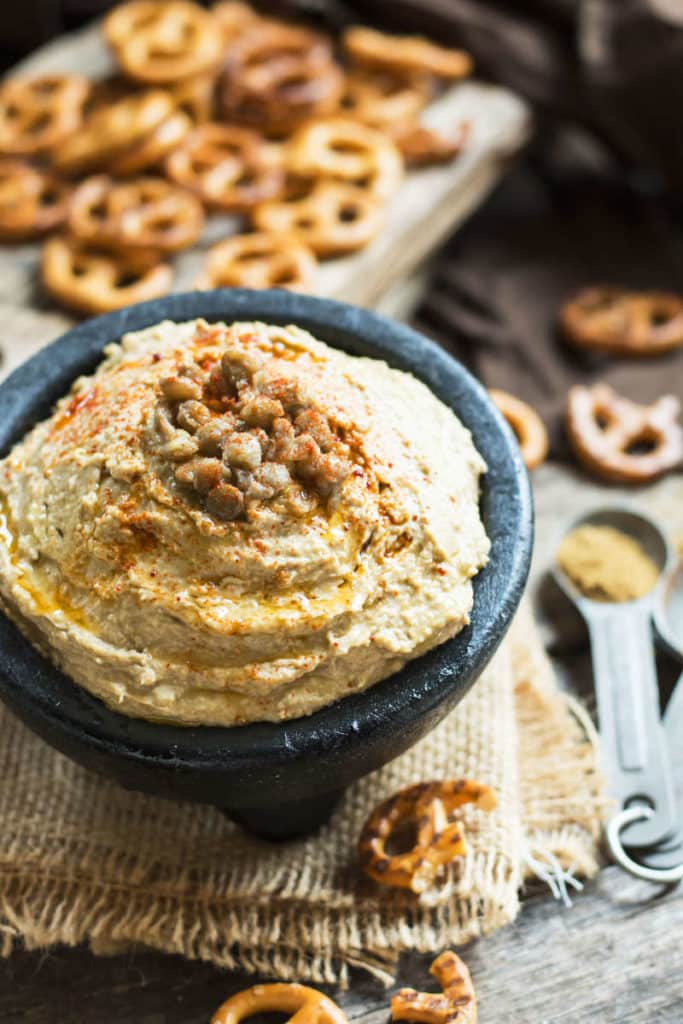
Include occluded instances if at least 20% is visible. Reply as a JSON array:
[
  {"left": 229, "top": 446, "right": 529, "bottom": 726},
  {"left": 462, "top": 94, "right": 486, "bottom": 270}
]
[{"left": 226, "top": 789, "right": 344, "bottom": 841}]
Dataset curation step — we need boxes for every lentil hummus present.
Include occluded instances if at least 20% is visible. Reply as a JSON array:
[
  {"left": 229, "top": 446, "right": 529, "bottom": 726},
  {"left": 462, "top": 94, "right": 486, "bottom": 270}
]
[{"left": 0, "top": 319, "right": 489, "bottom": 725}]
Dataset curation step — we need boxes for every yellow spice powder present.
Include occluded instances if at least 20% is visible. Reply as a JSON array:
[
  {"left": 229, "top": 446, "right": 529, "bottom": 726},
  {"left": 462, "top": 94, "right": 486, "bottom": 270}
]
[{"left": 557, "top": 524, "right": 660, "bottom": 603}]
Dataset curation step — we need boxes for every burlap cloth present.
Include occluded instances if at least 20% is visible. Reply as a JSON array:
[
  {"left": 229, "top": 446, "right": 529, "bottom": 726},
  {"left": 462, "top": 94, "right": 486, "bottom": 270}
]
[{"left": 0, "top": 598, "right": 605, "bottom": 984}]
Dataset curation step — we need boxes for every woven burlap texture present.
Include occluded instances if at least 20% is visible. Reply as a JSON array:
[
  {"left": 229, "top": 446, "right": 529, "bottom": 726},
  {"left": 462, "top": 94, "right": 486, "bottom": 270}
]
[{"left": 0, "top": 599, "right": 605, "bottom": 985}]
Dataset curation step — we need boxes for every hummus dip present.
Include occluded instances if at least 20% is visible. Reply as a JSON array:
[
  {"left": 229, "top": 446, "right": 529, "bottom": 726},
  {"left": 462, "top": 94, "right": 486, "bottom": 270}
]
[{"left": 0, "top": 319, "right": 489, "bottom": 726}]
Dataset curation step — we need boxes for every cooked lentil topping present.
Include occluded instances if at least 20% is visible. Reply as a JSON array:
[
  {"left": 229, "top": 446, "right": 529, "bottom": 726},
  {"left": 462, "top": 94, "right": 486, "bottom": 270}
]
[{"left": 152, "top": 331, "right": 352, "bottom": 522}]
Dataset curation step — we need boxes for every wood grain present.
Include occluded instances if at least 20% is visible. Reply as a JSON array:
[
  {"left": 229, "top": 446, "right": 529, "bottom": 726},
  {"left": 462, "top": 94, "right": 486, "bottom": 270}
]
[
  {"left": 1, "top": 865, "right": 681, "bottom": 1023},
  {"left": 1, "top": 16, "right": 682, "bottom": 1024}
]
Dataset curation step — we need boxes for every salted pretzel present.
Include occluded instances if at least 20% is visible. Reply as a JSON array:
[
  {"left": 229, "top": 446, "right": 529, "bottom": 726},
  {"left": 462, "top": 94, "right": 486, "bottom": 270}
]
[
  {"left": 560, "top": 285, "right": 683, "bottom": 357},
  {"left": 0, "top": 74, "right": 89, "bottom": 157},
  {"left": 42, "top": 236, "right": 172, "bottom": 316},
  {"left": 288, "top": 118, "right": 403, "bottom": 201},
  {"left": 211, "top": 983, "right": 349, "bottom": 1024},
  {"left": 0, "top": 159, "right": 71, "bottom": 241},
  {"left": 165, "top": 123, "right": 284, "bottom": 212},
  {"left": 54, "top": 90, "right": 175, "bottom": 177},
  {"left": 358, "top": 779, "right": 497, "bottom": 893},
  {"left": 393, "top": 120, "right": 469, "bottom": 167},
  {"left": 253, "top": 180, "right": 384, "bottom": 257},
  {"left": 339, "top": 72, "right": 429, "bottom": 130},
  {"left": 111, "top": 110, "right": 192, "bottom": 176},
  {"left": 104, "top": 1, "right": 223, "bottom": 84},
  {"left": 68, "top": 175, "right": 204, "bottom": 255},
  {"left": 489, "top": 388, "right": 549, "bottom": 471},
  {"left": 392, "top": 951, "right": 477, "bottom": 1024},
  {"left": 197, "top": 232, "right": 317, "bottom": 291},
  {"left": 220, "top": 22, "right": 344, "bottom": 135},
  {"left": 343, "top": 26, "right": 473, "bottom": 81},
  {"left": 566, "top": 383, "right": 683, "bottom": 484}
]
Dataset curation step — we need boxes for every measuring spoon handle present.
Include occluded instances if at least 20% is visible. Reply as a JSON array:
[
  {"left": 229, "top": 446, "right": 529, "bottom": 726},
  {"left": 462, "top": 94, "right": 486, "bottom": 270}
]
[{"left": 587, "top": 601, "right": 676, "bottom": 848}]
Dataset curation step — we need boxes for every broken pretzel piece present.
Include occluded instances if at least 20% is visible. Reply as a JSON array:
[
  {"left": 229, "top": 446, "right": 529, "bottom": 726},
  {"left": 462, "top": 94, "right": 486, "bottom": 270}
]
[
  {"left": 358, "top": 779, "right": 496, "bottom": 893},
  {"left": 392, "top": 951, "right": 477, "bottom": 1024}
]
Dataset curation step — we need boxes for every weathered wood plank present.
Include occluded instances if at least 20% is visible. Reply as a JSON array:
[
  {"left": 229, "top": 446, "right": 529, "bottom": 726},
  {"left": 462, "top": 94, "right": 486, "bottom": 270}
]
[
  {"left": 1, "top": 866, "right": 681, "bottom": 1023},
  {"left": 3, "top": 20, "right": 531, "bottom": 312}
]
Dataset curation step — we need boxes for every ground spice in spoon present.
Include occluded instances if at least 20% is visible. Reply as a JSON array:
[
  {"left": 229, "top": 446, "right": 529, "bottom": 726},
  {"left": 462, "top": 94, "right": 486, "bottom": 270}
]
[{"left": 558, "top": 524, "right": 660, "bottom": 603}]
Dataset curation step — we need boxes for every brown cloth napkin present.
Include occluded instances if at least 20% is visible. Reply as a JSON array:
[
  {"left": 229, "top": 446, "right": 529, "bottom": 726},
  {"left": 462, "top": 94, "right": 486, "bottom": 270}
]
[
  {"left": 0, "top": 601, "right": 605, "bottom": 983},
  {"left": 411, "top": 161, "right": 683, "bottom": 456}
]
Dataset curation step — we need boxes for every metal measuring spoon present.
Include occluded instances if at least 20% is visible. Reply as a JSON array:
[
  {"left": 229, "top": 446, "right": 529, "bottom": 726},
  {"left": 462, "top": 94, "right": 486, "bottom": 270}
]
[
  {"left": 629, "top": 557, "right": 683, "bottom": 879},
  {"left": 554, "top": 506, "right": 677, "bottom": 852}
]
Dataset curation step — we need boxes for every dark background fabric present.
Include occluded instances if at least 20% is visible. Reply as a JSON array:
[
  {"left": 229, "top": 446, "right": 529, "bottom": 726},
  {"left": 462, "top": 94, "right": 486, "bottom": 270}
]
[{"left": 2, "top": 0, "right": 683, "bottom": 455}]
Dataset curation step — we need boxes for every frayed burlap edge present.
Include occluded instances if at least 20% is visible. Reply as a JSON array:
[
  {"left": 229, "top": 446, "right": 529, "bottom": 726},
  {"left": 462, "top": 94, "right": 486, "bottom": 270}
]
[{"left": 0, "top": 601, "right": 605, "bottom": 985}]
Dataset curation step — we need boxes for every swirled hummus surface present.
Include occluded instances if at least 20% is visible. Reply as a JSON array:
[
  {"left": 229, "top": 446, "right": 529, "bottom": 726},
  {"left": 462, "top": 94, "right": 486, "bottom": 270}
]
[{"left": 0, "top": 319, "right": 489, "bottom": 725}]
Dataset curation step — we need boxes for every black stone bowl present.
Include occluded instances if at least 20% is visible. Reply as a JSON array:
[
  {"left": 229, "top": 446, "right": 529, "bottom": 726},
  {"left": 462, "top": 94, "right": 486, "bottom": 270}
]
[{"left": 0, "top": 290, "right": 532, "bottom": 839}]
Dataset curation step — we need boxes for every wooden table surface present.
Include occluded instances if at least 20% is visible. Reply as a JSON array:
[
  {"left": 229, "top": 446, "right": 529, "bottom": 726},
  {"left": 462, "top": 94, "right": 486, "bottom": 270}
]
[
  {"left": 1, "top": 464, "right": 681, "bottom": 1023},
  {"left": 1, "top": 15, "right": 682, "bottom": 1022}
]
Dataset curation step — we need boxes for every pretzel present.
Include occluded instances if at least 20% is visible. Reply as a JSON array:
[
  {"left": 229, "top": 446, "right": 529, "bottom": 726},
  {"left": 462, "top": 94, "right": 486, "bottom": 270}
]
[
  {"left": 489, "top": 388, "right": 549, "bottom": 470},
  {"left": 393, "top": 120, "right": 469, "bottom": 167},
  {"left": 220, "top": 22, "right": 343, "bottom": 135},
  {"left": 68, "top": 175, "right": 204, "bottom": 255},
  {"left": 358, "top": 780, "right": 497, "bottom": 893},
  {"left": 288, "top": 118, "right": 403, "bottom": 200},
  {"left": 42, "top": 236, "right": 172, "bottom": 316},
  {"left": 111, "top": 110, "right": 192, "bottom": 176},
  {"left": 167, "top": 73, "right": 217, "bottom": 123},
  {"left": 211, "top": 983, "right": 349, "bottom": 1024},
  {"left": 211, "top": 1, "right": 260, "bottom": 43},
  {"left": 560, "top": 286, "right": 683, "bottom": 357},
  {"left": 392, "top": 951, "right": 477, "bottom": 1024},
  {"left": 54, "top": 90, "right": 175, "bottom": 177},
  {"left": 197, "top": 232, "right": 317, "bottom": 291},
  {"left": 83, "top": 75, "right": 135, "bottom": 117},
  {"left": 253, "top": 181, "right": 384, "bottom": 257},
  {"left": 566, "top": 383, "right": 683, "bottom": 484},
  {"left": 339, "top": 72, "right": 429, "bottom": 130},
  {"left": 0, "top": 74, "right": 89, "bottom": 157},
  {"left": 165, "top": 123, "right": 284, "bottom": 212},
  {"left": 343, "top": 26, "right": 473, "bottom": 81},
  {"left": 0, "top": 159, "right": 71, "bottom": 241},
  {"left": 104, "top": 1, "right": 223, "bottom": 85}
]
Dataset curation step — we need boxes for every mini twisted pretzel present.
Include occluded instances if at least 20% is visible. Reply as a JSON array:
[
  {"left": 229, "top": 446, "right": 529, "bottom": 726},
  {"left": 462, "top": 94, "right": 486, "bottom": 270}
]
[
  {"left": 566, "top": 383, "right": 683, "bottom": 484},
  {"left": 358, "top": 780, "right": 497, "bottom": 893},
  {"left": 489, "top": 388, "right": 549, "bottom": 470},
  {"left": 211, "top": 1, "right": 260, "bottom": 43},
  {"left": 339, "top": 72, "right": 429, "bottom": 130},
  {"left": 211, "top": 983, "right": 349, "bottom": 1024},
  {"left": 166, "top": 123, "right": 283, "bottom": 212},
  {"left": 393, "top": 121, "right": 469, "bottom": 168},
  {"left": 54, "top": 90, "right": 175, "bottom": 177},
  {"left": 0, "top": 74, "right": 89, "bottom": 157},
  {"left": 69, "top": 175, "right": 204, "bottom": 255},
  {"left": 0, "top": 159, "right": 71, "bottom": 241},
  {"left": 560, "top": 286, "right": 683, "bottom": 357},
  {"left": 220, "top": 22, "right": 343, "bottom": 136},
  {"left": 42, "top": 236, "right": 172, "bottom": 317},
  {"left": 392, "top": 951, "right": 477, "bottom": 1024},
  {"left": 111, "top": 110, "right": 192, "bottom": 176},
  {"left": 253, "top": 180, "right": 384, "bottom": 257},
  {"left": 104, "top": 1, "right": 223, "bottom": 84},
  {"left": 197, "top": 232, "right": 317, "bottom": 291},
  {"left": 343, "top": 26, "right": 473, "bottom": 81},
  {"left": 288, "top": 118, "right": 403, "bottom": 201},
  {"left": 167, "top": 73, "right": 217, "bottom": 123}
]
